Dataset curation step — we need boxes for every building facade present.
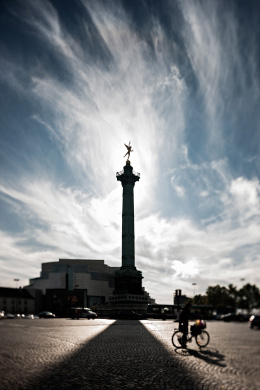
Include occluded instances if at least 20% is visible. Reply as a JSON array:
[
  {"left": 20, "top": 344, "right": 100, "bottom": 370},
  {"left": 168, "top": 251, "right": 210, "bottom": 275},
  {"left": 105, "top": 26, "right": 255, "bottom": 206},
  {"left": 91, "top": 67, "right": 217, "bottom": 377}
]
[
  {"left": 26, "top": 259, "right": 120, "bottom": 315},
  {"left": 0, "top": 287, "right": 35, "bottom": 314}
]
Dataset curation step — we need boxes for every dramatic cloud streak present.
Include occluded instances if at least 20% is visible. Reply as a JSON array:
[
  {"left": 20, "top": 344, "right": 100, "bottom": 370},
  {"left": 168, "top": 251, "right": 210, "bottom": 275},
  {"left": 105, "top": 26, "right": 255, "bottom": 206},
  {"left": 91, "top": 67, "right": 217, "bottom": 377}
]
[{"left": 0, "top": 0, "right": 259, "bottom": 302}]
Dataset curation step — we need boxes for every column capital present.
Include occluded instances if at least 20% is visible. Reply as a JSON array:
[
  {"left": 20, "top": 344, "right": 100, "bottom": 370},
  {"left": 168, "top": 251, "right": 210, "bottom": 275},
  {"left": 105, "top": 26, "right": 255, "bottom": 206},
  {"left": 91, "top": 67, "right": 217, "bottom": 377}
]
[{"left": 116, "top": 163, "right": 140, "bottom": 187}]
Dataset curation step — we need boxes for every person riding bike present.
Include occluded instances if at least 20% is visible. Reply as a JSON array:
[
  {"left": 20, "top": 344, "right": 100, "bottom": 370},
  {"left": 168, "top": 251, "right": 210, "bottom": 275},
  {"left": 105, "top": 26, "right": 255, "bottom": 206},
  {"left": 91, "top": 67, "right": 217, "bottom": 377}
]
[{"left": 179, "top": 301, "right": 192, "bottom": 347}]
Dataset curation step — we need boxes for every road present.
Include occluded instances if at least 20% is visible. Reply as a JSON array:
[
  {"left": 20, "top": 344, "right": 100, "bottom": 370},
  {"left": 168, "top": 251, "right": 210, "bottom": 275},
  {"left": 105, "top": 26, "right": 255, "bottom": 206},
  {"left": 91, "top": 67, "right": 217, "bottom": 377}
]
[{"left": 0, "top": 319, "right": 259, "bottom": 390}]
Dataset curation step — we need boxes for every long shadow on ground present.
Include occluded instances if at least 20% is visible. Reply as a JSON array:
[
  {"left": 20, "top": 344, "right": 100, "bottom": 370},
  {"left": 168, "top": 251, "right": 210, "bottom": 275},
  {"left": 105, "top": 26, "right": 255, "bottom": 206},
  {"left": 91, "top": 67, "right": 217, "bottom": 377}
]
[
  {"left": 187, "top": 347, "right": 226, "bottom": 367},
  {"left": 23, "top": 320, "right": 221, "bottom": 390}
]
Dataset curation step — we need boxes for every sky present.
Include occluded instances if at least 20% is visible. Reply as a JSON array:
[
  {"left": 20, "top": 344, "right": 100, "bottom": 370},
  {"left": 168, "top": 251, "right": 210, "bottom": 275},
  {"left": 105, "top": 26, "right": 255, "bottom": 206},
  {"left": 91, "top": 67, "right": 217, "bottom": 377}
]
[{"left": 0, "top": 0, "right": 260, "bottom": 304}]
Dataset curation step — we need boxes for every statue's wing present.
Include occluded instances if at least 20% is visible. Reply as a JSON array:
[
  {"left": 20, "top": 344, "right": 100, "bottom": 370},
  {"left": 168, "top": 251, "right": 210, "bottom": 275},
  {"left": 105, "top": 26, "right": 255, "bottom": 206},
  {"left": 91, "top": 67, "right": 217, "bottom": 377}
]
[{"left": 124, "top": 143, "right": 128, "bottom": 148}]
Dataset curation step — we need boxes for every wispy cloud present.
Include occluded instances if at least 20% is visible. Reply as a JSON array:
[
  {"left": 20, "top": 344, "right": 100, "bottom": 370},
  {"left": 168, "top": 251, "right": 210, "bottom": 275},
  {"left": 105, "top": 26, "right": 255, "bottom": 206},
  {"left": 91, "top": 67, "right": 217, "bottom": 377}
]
[
  {"left": 3, "top": 0, "right": 188, "bottom": 193},
  {"left": 180, "top": 0, "right": 260, "bottom": 151},
  {"left": 0, "top": 0, "right": 259, "bottom": 300}
]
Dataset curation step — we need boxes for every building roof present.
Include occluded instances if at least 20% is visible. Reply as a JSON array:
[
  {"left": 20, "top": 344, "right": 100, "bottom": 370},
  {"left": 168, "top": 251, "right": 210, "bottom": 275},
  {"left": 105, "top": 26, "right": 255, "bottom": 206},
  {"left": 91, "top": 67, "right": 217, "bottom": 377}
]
[{"left": 0, "top": 287, "right": 34, "bottom": 299}]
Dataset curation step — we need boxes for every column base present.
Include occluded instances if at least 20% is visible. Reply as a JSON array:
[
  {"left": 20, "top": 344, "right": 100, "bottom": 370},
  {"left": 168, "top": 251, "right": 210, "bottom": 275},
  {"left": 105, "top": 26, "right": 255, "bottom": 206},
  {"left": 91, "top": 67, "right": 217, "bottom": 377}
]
[{"left": 114, "top": 267, "right": 143, "bottom": 295}]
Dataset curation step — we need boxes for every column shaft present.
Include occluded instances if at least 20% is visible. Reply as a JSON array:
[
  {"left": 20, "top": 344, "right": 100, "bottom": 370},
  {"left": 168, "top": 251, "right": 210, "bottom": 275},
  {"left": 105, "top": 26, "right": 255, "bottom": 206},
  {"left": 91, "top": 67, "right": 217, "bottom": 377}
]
[{"left": 122, "top": 183, "right": 135, "bottom": 268}]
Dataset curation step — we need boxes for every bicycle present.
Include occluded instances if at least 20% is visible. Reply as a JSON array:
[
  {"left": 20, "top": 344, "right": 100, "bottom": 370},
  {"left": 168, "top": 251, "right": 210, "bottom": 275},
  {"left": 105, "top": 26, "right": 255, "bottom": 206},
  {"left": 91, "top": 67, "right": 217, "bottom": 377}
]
[{"left": 172, "top": 322, "right": 210, "bottom": 349}]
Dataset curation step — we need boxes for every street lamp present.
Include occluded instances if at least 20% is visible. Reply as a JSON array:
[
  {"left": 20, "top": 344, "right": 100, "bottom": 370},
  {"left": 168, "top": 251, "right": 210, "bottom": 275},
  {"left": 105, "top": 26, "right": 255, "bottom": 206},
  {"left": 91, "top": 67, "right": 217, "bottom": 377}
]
[
  {"left": 13, "top": 279, "right": 20, "bottom": 314},
  {"left": 14, "top": 279, "right": 20, "bottom": 288},
  {"left": 192, "top": 283, "right": 197, "bottom": 296}
]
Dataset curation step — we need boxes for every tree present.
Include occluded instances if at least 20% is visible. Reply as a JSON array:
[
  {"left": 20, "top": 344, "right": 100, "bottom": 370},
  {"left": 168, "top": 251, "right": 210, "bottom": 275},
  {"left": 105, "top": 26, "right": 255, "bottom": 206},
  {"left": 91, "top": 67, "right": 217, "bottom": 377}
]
[
  {"left": 191, "top": 294, "right": 208, "bottom": 305},
  {"left": 204, "top": 283, "right": 260, "bottom": 312},
  {"left": 206, "top": 285, "right": 232, "bottom": 309},
  {"left": 237, "top": 284, "right": 260, "bottom": 312},
  {"left": 226, "top": 284, "right": 238, "bottom": 308}
]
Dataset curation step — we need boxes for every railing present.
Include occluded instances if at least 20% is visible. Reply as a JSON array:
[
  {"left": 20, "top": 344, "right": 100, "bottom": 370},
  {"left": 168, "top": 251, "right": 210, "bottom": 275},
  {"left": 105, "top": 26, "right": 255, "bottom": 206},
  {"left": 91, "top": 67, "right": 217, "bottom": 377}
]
[{"left": 116, "top": 170, "right": 140, "bottom": 178}]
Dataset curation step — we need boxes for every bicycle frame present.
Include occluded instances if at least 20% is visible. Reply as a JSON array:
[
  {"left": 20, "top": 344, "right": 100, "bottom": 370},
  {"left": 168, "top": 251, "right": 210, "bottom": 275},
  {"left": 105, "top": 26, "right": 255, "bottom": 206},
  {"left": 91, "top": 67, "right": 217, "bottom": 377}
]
[{"left": 172, "top": 327, "right": 210, "bottom": 349}]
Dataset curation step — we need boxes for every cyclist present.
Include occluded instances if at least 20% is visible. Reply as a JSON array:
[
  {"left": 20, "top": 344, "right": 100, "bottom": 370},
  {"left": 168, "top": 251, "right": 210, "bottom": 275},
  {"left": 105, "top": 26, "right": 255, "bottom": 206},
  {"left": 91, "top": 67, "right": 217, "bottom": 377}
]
[{"left": 179, "top": 301, "right": 192, "bottom": 347}]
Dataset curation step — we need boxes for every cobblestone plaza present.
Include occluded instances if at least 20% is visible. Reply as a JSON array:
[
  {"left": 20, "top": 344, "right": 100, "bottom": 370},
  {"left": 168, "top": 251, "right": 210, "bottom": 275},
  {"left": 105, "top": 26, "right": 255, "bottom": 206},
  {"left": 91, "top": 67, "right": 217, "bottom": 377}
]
[{"left": 0, "top": 319, "right": 259, "bottom": 390}]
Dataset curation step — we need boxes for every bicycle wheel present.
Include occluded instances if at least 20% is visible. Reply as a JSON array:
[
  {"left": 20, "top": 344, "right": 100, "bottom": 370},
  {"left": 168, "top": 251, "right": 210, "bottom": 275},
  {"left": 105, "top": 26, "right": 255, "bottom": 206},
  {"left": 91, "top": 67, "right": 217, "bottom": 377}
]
[
  {"left": 172, "top": 331, "right": 185, "bottom": 348},
  {"left": 195, "top": 330, "right": 210, "bottom": 347}
]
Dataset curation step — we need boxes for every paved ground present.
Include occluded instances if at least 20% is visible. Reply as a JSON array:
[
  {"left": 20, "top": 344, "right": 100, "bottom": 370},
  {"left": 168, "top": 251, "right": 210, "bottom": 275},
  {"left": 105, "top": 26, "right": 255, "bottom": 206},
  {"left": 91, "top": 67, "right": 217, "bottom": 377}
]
[{"left": 0, "top": 318, "right": 259, "bottom": 390}]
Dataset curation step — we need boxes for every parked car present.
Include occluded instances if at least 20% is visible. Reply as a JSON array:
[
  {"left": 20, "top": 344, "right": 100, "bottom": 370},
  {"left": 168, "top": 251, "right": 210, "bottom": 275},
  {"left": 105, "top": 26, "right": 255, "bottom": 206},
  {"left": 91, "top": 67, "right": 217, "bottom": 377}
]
[
  {"left": 23, "top": 314, "right": 35, "bottom": 319},
  {"left": 249, "top": 315, "right": 260, "bottom": 329},
  {"left": 5, "top": 313, "right": 15, "bottom": 319},
  {"left": 69, "top": 307, "right": 97, "bottom": 320},
  {"left": 222, "top": 313, "right": 248, "bottom": 322},
  {"left": 0, "top": 311, "right": 5, "bottom": 319},
  {"left": 38, "top": 311, "right": 56, "bottom": 318}
]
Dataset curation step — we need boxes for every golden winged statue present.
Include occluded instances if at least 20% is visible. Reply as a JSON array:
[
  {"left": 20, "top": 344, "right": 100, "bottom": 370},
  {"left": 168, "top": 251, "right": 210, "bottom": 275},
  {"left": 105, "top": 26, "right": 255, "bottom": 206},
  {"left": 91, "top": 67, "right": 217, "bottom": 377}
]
[{"left": 123, "top": 141, "right": 134, "bottom": 161}]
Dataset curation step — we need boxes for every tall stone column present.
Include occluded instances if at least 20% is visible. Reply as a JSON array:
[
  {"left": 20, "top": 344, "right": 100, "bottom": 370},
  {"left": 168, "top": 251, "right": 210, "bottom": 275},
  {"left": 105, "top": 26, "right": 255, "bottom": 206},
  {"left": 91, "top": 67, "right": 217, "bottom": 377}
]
[
  {"left": 114, "top": 160, "right": 143, "bottom": 295},
  {"left": 117, "top": 161, "right": 139, "bottom": 269}
]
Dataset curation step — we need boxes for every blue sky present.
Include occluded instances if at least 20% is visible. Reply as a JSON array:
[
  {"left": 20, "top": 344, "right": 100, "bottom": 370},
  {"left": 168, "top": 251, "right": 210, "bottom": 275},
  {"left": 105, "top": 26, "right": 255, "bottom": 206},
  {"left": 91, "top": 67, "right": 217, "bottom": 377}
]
[{"left": 0, "top": 0, "right": 260, "bottom": 303}]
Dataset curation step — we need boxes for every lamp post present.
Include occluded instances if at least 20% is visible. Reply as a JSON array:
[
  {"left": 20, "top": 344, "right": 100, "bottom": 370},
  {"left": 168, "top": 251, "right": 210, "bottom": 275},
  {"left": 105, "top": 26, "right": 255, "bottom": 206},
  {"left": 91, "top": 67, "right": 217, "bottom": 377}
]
[
  {"left": 192, "top": 283, "right": 197, "bottom": 296},
  {"left": 14, "top": 278, "right": 20, "bottom": 288},
  {"left": 13, "top": 279, "right": 20, "bottom": 314}
]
